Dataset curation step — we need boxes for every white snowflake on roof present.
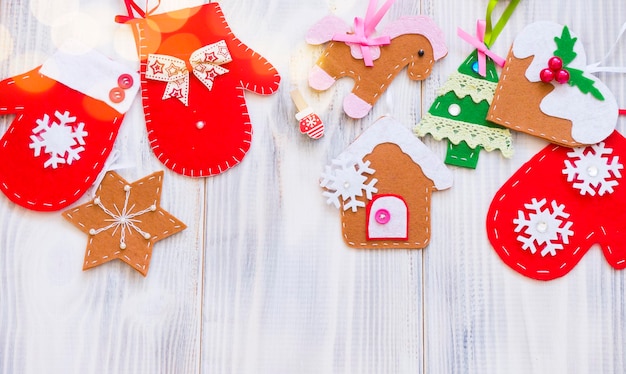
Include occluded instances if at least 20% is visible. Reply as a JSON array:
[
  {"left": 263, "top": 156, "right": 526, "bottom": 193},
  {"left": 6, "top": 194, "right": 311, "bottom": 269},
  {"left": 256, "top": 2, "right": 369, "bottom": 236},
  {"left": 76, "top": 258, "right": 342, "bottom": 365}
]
[
  {"left": 29, "top": 110, "right": 88, "bottom": 169},
  {"left": 513, "top": 198, "right": 574, "bottom": 257},
  {"left": 320, "top": 154, "right": 378, "bottom": 212},
  {"left": 562, "top": 142, "right": 623, "bottom": 196}
]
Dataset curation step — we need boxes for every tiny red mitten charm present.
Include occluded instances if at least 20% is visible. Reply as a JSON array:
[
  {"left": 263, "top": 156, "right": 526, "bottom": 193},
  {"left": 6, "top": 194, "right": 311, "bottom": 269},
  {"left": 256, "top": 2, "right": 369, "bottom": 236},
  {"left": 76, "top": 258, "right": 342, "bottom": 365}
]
[
  {"left": 119, "top": 3, "right": 281, "bottom": 177},
  {"left": 297, "top": 109, "right": 324, "bottom": 139},
  {"left": 486, "top": 131, "right": 626, "bottom": 280},
  {"left": 0, "top": 43, "right": 139, "bottom": 211},
  {"left": 290, "top": 88, "right": 324, "bottom": 139}
]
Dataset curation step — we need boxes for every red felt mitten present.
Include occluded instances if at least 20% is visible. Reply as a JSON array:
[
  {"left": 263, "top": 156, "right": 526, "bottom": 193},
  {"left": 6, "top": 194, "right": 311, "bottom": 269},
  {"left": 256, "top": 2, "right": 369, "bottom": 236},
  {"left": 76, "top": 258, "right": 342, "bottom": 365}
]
[
  {"left": 0, "top": 42, "right": 139, "bottom": 211},
  {"left": 117, "top": 2, "right": 281, "bottom": 177},
  {"left": 486, "top": 131, "right": 626, "bottom": 280}
]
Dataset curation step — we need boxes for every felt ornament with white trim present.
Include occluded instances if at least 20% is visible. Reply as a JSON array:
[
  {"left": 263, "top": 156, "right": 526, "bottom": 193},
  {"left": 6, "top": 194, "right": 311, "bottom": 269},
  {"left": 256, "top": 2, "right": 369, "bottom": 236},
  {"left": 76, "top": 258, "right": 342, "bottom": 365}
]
[
  {"left": 487, "top": 21, "right": 619, "bottom": 147},
  {"left": 306, "top": 0, "right": 448, "bottom": 119},
  {"left": 415, "top": 0, "right": 521, "bottom": 169},
  {"left": 320, "top": 116, "right": 452, "bottom": 249},
  {"left": 116, "top": 1, "right": 280, "bottom": 177},
  {"left": 0, "top": 41, "right": 139, "bottom": 211},
  {"left": 486, "top": 131, "right": 626, "bottom": 281},
  {"left": 63, "top": 171, "right": 186, "bottom": 277},
  {"left": 415, "top": 49, "right": 513, "bottom": 169}
]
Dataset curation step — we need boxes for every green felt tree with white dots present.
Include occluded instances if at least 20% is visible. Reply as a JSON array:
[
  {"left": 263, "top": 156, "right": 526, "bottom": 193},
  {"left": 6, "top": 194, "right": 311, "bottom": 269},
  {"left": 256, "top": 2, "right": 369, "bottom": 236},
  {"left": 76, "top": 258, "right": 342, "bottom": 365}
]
[{"left": 414, "top": 50, "right": 513, "bottom": 169}]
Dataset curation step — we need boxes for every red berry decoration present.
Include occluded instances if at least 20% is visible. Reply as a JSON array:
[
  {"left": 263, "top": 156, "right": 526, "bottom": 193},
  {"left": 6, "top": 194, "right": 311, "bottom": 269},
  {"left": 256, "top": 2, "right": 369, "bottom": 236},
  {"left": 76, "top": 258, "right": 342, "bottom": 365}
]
[
  {"left": 555, "top": 69, "right": 570, "bottom": 84},
  {"left": 540, "top": 68, "right": 555, "bottom": 83},
  {"left": 548, "top": 56, "right": 563, "bottom": 71},
  {"left": 541, "top": 56, "right": 570, "bottom": 84}
]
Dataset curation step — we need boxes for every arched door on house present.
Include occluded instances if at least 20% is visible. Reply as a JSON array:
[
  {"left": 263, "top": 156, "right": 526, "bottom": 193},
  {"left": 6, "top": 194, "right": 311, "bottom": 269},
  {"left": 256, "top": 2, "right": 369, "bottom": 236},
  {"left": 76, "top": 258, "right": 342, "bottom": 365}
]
[{"left": 366, "top": 195, "right": 409, "bottom": 240}]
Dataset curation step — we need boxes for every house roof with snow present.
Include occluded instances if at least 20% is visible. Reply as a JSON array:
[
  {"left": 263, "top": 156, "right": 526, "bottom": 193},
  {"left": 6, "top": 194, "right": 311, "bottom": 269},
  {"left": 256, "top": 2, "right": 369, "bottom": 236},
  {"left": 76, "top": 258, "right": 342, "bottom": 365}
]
[{"left": 337, "top": 116, "right": 453, "bottom": 190}]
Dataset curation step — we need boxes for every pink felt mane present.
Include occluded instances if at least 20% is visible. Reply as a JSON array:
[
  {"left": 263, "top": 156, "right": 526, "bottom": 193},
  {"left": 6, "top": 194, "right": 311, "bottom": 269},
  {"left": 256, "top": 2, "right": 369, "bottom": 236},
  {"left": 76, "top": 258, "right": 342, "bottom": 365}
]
[
  {"left": 306, "top": 14, "right": 447, "bottom": 118},
  {"left": 306, "top": 15, "right": 447, "bottom": 63}
]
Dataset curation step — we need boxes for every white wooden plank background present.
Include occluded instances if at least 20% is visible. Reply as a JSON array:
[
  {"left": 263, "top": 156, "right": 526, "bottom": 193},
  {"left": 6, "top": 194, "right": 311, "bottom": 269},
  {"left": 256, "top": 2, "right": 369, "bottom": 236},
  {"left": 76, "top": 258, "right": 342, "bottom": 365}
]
[{"left": 0, "top": 0, "right": 625, "bottom": 373}]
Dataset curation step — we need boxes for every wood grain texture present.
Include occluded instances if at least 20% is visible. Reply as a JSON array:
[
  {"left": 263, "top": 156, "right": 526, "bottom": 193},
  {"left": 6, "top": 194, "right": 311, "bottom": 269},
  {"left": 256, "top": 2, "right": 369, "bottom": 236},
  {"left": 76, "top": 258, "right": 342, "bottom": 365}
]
[
  {"left": 0, "top": 0, "right": 624, "bottom": 373},
  {"left": 424, "top": 1, "right": 626, "bottom": 374}
]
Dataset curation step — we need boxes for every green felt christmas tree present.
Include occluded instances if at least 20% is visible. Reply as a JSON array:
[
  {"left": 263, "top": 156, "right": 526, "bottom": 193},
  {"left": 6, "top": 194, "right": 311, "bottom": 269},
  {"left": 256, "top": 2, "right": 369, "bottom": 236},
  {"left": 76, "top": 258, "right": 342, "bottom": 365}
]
[{"left": 415, "top": 50, "right": 513, "bottom": 169}]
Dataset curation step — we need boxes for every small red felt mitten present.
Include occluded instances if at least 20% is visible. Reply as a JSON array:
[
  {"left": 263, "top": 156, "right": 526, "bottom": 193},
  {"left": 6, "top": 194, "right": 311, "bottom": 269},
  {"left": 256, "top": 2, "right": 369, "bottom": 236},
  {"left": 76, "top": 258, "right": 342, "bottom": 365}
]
[
  {"left": 486, "top": 131, "right": 626, "bottom": 280},
  {"left": 0, "top": 42, "right": 139, "bottom": 211},
  {"left": 117, "top": 2, "right": 281, "bottom": 177}
]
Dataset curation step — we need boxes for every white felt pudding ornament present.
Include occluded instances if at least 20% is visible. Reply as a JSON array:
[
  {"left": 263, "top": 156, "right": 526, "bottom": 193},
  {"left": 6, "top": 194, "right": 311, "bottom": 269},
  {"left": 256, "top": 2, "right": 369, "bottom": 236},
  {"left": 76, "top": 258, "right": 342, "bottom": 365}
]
[{"left": 487, "top": 21, "right": 618, "bottom": 147}]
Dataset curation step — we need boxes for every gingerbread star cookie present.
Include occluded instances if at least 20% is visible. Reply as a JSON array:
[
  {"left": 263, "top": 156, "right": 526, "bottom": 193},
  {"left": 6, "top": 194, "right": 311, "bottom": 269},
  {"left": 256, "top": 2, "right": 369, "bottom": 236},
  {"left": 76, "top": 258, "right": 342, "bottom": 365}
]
[{"left": 63, "top": 171, "right": 186, "bottom": 276}]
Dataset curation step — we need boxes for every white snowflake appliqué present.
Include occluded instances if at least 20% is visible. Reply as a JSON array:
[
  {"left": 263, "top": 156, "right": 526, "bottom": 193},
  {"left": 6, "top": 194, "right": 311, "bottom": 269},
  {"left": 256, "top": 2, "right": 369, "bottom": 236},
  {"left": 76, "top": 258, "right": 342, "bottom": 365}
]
[
  {"left": 29, "top": 110, "right": 88, "bottom": 169},
  {"left": 513, "top": 198, "right": 574, "bottom": 257},
  {"left": 89, "top": 184, "right": 156, "bottom": 250},
  {"left": 320, "top": 154, "right": 378, "bottom": 212},
  {"left": 562, "top": 142, "right": 623, "bottom": 196}
]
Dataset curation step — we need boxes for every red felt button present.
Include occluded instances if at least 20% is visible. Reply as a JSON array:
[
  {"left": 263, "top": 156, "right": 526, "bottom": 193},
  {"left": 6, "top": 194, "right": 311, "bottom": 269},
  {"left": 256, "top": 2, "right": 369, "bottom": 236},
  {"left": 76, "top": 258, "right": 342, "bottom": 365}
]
[
  {"left": 109, "top": 87, "right": 125, "bottom": 103},
  {"left": 117, "top": 74, "right": 134, "bottom": 89}
]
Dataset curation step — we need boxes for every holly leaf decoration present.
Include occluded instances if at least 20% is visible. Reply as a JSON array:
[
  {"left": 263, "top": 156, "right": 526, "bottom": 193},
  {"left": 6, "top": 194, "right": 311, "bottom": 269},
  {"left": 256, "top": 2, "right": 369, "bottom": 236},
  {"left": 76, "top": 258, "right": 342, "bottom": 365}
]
[
  {"left": 550, "top": 26, "right": 604, "bottom": 101},
  {"left": 554, "top": 26, "right": 578, "bottom": 66},
  {"left": 565, "top": 67, "right": 605, "bottom": 101}
]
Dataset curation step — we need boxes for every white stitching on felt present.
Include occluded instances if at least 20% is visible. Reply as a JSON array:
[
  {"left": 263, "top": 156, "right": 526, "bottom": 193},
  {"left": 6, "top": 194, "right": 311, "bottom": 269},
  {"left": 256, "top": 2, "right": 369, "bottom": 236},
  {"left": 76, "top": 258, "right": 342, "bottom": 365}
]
[
  {"left": 0, "top": 93, "right": 117, "bottom": 208},
  {"left": 342, "top": 185, "right": 432, "bottom": 248},
  {"left": 492, "top": 54, "right": 574, "bottom": 145},
  {"left": 491, "top": 146, "right": 599, "bottom": 276},
  {"left": 139, "top": 4, "right": 275, "bottom": 177},
  {"left": 75, "top": 173, "right": 172, "bottom": 268}
]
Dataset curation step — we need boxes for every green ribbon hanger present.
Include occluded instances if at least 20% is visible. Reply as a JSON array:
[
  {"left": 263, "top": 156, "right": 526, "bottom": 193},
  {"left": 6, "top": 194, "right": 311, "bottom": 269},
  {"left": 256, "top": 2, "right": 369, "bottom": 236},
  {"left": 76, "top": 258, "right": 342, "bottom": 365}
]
[{"left": 484, "top": 0, "right": 521, "bottom": 48}]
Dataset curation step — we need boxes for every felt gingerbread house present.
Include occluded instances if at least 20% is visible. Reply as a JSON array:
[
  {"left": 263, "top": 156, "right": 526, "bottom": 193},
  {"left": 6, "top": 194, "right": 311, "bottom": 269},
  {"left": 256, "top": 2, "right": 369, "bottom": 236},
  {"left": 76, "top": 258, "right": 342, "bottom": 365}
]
[{"left": 321, "top": 116, "right": 453, "bottom": 249}]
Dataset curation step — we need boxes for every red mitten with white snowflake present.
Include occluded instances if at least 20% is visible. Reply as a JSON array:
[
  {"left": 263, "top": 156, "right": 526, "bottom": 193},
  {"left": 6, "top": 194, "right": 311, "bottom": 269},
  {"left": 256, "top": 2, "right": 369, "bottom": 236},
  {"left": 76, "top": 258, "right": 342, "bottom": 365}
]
[
  {"left": 116, "top": 1, "right": 280, "bottom": 177},
  {"left": 486, "top": 131, "right": 626, "bottom": 280},
  {"left": 0, "top": 42, "right": 139, "bottom": 211}
]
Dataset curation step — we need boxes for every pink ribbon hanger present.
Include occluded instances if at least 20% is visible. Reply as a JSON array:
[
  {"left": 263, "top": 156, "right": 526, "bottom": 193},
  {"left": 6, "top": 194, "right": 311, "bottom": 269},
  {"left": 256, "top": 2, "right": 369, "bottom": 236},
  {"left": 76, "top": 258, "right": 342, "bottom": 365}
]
[
  {"left": 331, "top": 0, "right": 395, "bottom": 67},
  {"left": 457, "top": 20, "right": 506, "bottom": 77}
]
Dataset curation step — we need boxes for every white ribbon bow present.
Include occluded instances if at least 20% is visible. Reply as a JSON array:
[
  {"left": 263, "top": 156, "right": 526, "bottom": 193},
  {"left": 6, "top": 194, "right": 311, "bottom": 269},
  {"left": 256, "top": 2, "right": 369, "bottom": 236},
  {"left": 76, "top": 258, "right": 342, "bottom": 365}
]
[{"left": 145, "top": 40, "right": 232, "bottom": 106}]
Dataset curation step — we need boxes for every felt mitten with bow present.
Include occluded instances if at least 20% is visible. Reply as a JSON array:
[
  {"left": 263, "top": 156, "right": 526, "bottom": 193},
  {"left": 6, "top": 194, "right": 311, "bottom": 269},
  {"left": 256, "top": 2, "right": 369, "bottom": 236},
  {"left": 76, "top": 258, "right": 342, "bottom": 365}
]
[{"left": 117, "top": 2, "right": 281, "bottom": 177}]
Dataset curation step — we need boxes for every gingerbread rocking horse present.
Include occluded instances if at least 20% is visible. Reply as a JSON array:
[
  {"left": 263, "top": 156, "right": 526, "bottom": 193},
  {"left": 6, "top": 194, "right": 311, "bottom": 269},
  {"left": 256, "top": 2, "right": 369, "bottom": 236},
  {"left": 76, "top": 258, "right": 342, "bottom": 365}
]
[{"left": 306, "top": 0, "right": 448, "bottom": 119}]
